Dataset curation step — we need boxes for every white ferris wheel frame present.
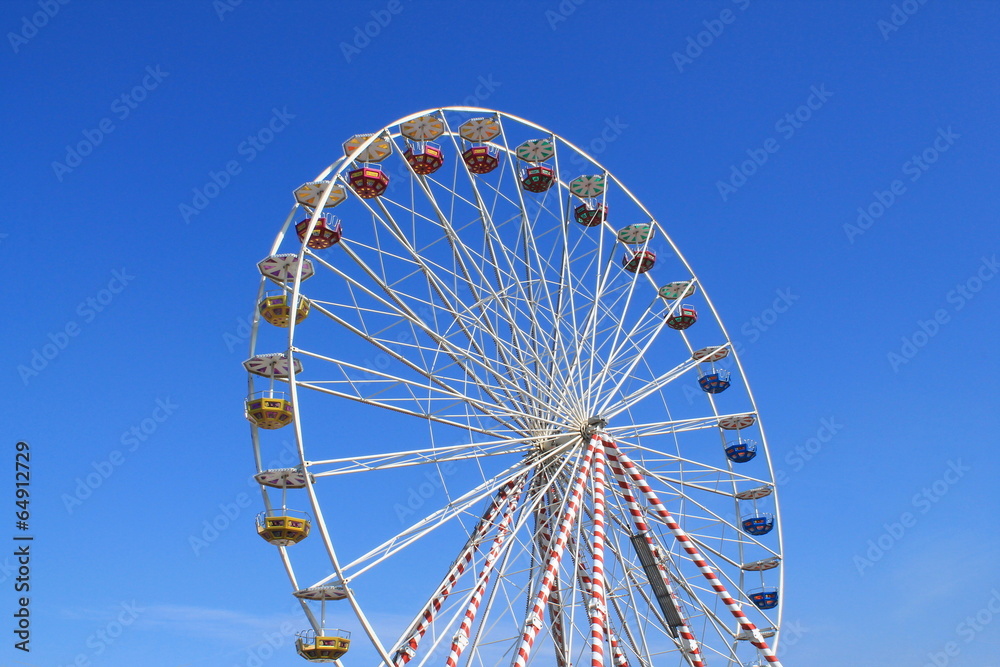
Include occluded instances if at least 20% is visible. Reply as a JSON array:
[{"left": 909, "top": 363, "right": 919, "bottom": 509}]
[{"left": 247, "top": 107, "right": 787, "bottom": 667}]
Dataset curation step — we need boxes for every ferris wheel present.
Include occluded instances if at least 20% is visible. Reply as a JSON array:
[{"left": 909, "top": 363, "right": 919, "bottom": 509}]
[{"left": 245, "top": 108, "right": 785, "bottom": 667}]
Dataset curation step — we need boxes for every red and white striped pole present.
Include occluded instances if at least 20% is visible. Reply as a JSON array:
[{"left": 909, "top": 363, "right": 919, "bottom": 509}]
[
  {"left": 394, "top": 476, "right": 524, "bottom": 665},
  {"left": 589, "top": 440, "right": 609, "bottom": 667},
  {"left": 570, "top": 532, "right": 632, "bottom": 667},
  {"left": 559, "top": 466, "right": 633, "bottom": 667},
  {"left": 445, "top": 477, "right": 524, "bottom": 667},
  {"left": 511, "top": 436, "right": 599, "bottom": 667},
  {"left": 604, "top": 439, "right": 782, "bottom": 666},
  {"left": 609, "top": 630, "right": 630, "bottom": 667},
  {"left": 535, "top": 484, "right": 569, "bottom": 667},
  {"left": 597, "top": 436, "right": 704, "bottom": 666}
]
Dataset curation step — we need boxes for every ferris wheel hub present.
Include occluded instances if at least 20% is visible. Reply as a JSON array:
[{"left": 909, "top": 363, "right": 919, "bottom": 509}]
[
  {"left": 537, "top": 431, "right": 577, "bottom": 453},
  {"left": 581, "top": 416, "right": 608, "bottom": 438}
]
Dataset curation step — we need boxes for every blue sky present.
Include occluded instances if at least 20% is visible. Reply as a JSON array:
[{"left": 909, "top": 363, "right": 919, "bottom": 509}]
[{"left": 4, "top": 1, "right": 1000, "bottom": 666}]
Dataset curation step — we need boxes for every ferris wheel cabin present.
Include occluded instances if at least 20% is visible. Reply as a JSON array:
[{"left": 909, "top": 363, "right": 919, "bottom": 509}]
[
  {"left": 295, "top": 215, "right": 342, "bottom": 250},
  {"left": 666, "top": 304, "right": 698, "bottom": 330},
  {"left": 259, "top": 292, "right": 310, "bottom": 327},
  {"left": 622, "top": 250, "right": 656, "bottom": 273},
  {"left": 749, "top": 588, "right": 779, "bottom": 610},
  {"left": 574, "top": 202, "right": 607, "bottom": 227},
  {"left": 462, "top": 145, "right": 499, "bottom": 173},
  {"left": 725, "top": 439, "right": 758, "bottom": 463},
  {"left": 348, "top": 165, "right": 390, "bottom": 198},
  {"left": 256, "top": 509, "right": 311, "bottom": 546},
  {"left": 296, "top": 629, "right": 351, "bottom": 662},
  {"left": 404, "top": 142, "right": 444, "bottom": 174},
  {"left": 245, "top": 391, "right": 294, "bottom": 430},
  {"left": 520, "top": 164, "right": 555, "bottom": 192},
  {"left": 699, "top": 369, "right": 732, "bottom": 393},
  {"left": 741, "top": 513, "right": 775, "bottom": 536}
]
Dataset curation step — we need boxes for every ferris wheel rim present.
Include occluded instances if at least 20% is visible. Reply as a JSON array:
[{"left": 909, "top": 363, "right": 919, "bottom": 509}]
[{"left": 248, "top": 106, "right": 786, "bottom": 666}]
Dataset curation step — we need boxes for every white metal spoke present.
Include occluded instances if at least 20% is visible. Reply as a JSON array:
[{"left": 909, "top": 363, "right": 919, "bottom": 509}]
[
  {"left": 307, "top": 436, "right": 538, "bottom": 476},
  {"left": 337, "top": 462, "right": 530, "bottom": 580}
]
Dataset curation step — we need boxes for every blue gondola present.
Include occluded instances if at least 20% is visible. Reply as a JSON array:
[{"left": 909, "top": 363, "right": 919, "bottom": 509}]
[
  {"left": 725, "top": 439, "right": 757, "bottom": 463},
  {"left": 741, "top": 514, "right": 774, "bottom": 536},
  {"left": 699, "top": 369, "right": 731, "bottom": 393},
  {"left": 749, "top": 588, "right": 779, "bottom": 610}
]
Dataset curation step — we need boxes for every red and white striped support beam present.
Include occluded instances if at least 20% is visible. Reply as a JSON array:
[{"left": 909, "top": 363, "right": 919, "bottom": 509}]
[
  {"left": 547, "top": 585, "right": 569, "bottom": 667},
  {"left": 597, "top": 436, "right": 704, "bottom": 667},
  {"left": 609, "top": 630, "right": 630, "bottom": 667},
  {"left": 558, "top": 467, "right": 633, "bottom": 667},
  {"left": 444, "top": 477, "right": 524, "bottom": 667},
  {"left": 603, "top": 439, "right": 782, "bottom": 666},
  {"left": 567, "top": 529, "right": 634, "bottom": 667},
  {"left": 394, "top": 476, "right": 524, "bottom": 665},
  {"left": 541, "top": 449, "right": 631, "bottom": 667},
  {"left": 535, "top": 485, "right": 569, "bottom": 667},
  {"left": 511, "top": 436, "right": 599, "bottom": 667},
  {"left": 589, "top": 441, "right": 610, "bottom": 667}
]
